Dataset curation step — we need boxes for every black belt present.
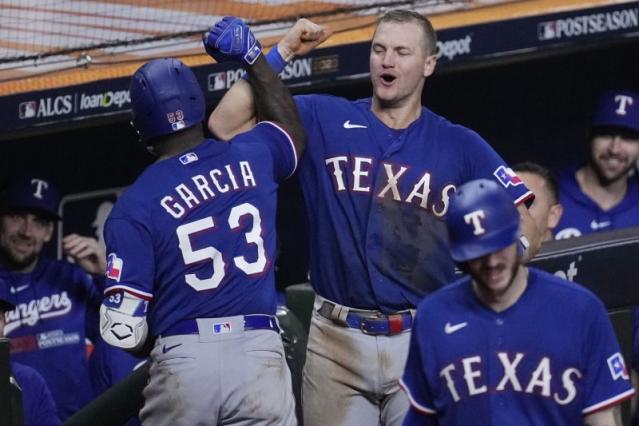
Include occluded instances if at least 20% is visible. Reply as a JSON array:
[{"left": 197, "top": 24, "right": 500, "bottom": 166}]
[{"left": 317, "top": 301, "right": 412, "bottom": 335}]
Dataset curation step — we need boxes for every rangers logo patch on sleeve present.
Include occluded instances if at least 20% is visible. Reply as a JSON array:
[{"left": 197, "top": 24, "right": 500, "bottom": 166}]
[
  {"left": 106, "top": 253, "right": 124, "bottom": 282},
  {"left": 607, "top": 352, "right": 629, "bottom": 380},
  {"left": 493, "top": 165, "right": 523, "bottom": 188}
]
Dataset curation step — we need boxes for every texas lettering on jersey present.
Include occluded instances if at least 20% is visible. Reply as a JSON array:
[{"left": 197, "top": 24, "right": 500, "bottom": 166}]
[
  {"left": 325, "top": 155, "right": 456, "bottom": 215},
  {"left": 160, "top": 160, "right": 257, "bottom": 219},
  {"left": 439, "top": 353, "right": 582, "bottom": 405}
]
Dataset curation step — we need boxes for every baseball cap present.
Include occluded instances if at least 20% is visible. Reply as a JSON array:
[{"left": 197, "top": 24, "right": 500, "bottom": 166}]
[
  {"left": 0, "top": 175, "right": 61, "bottom": 221},
  {"left": 0, "top": 283, "right": 16, "bottom": 312},
  {"left": 591, "top": 89, "right": 639, "bottom": 135}
]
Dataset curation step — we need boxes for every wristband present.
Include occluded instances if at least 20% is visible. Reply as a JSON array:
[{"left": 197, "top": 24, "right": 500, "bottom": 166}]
[{"left": 242, "top": 44, "right": 290, "bottom": 80}]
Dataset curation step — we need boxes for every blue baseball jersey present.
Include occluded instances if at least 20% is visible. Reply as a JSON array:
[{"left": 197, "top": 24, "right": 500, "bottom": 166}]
[
  {"left": 295, "top": 95, "right": 532, "bottom": 311},
  {"left": 12, "top": 361, "right": 61, "bottom": 426},
  {"left": 555, "top": 166, "right": 639, "bottom": 239},
  {"left": 0, "top": 258, "right": 101, "bottom": 420},
  {"left": 103, "top": 122, "right": 296, "bottom": 336},
  {"left": 400, "top": 268, "right": 634, "bottom": 425}
]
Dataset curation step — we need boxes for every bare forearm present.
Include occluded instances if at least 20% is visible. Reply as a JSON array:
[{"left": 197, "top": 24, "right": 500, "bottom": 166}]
[
  {"left": 245, "top": 55, "right": 306, "bottom": 155},
  {"left": 584, "top": 406, "right": 622, "bottom": 426},
  {"left": 208, "top": 79, "right": 256, "bottom": 141}
]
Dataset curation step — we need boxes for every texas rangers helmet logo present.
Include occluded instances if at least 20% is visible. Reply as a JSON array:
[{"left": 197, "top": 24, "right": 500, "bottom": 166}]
[
  {"left": 464, "top": 210, "right": 486, "bottom": 235},
  {"left": 493, "top": 166, "right": 523, "bottom": 188},
  {"left": 106, "top": 253, "right": 124, "bottom": 282},
  {"left": 614, "top": 94, "right": 633, "bottom": 116},
  {"left": 30, "top": 178, "right": 49, "bottom": 199}
]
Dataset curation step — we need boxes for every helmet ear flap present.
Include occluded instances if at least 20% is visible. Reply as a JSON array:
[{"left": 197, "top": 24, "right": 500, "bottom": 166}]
[
  {"left": 446, "top": 179, "right": 520, "bottom": 263},
  {"left": 129, "top": 58, "right": 205, "bottom": 143}
]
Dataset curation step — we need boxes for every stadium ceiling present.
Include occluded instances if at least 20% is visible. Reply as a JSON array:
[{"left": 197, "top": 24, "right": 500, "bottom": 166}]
[{"left": 0, "top": 0, "right": 622, "bottom": 96}]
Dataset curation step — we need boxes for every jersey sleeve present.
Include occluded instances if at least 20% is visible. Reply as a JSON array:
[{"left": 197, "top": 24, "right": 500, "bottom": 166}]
[
  {"left": 242, "top": 121, "right": 298, "bottom": 181},
  {"left": 463, "top": 131, "right": 533, "bottom": 206},
  {"left": 400, "top": 314, "right": 438, "bottom": 415},
  {"left": 103, "top": 217, "right": 155, "bottom": 300},
  {"left": 581, "top": 300, "right": 635, "bottom": 414}
]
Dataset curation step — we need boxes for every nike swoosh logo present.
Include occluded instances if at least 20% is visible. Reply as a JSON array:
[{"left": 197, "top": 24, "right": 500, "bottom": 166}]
[
  {"left": 343, "top": 120, "right": 367, "bottom": 129},
  {"left": 162, "top": 343, "right": 182, "bottom": 354},
  {"left": 590, "top": 220, "right": 611, "bottom": 230},
  {"left": 444, "top": 321, "right": 468, "bottom": 334},
  {"left": 10, "top": 284, "right": 30, "bottom": 294}
]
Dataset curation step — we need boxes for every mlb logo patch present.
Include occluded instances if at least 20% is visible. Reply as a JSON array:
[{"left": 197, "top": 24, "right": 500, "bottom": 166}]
[
  {"left": 106, "top": 253, "right": 123, "bottom": 282},
  {"left": 19, "top": 101, "right": 37, "bottom": 119},
  {"left": 493, "top": 165, "right": 523, "bottom": 188},
  {"left": 537, "top": 21, "right": 556, "bottom": 40},
  {"left": 213, "top": 322, "right": 232, "bottom": 334},
  {"left": 179, "top": 152, "right": 199, "bottom": 165},
  {"left": 171, "top": 121, "right": 186, "bottom": 131},
  {"left": 208, "top": 72, "right": 227, "bottom": 91},
  {"left": 607, "top": 352, "right": 629, "bottom": 380}
]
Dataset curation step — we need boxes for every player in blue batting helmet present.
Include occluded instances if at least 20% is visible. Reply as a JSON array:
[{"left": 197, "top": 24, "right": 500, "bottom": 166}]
[
  {"left": 446, "top": 179, "right": 520, "bottom": 262},
  {"left": 401, "top": 177, "right": 634, "bottom": 425},
  {"left": 129, "top": 58, "right": 205, "bottom": 145}
]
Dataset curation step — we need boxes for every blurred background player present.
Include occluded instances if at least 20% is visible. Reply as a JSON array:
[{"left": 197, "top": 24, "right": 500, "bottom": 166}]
[
  {"left": 0, "top": 282, "right": 60, "bottom": 426},
  {"left": 99, "top": 17, "right": 304, "bottom": 425},
  {"left": 0, "top": 174, "right": 105, "bottom": 420},
  {"left": 400, "top": 179, "right": 634, "bottom": 425},
  {"left": 555, "top": 89, "right": 639, "bottom": 239},
  {"left": 513, "top": 162, "right": 563, "bottom": 243},
  {"left": 207, "top": 10, "right": 540, "bottom": 426}
]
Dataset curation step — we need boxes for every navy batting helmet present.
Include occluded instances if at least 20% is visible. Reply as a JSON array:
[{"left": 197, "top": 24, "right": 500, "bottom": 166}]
[
  {"left": 446, "top": 179, "right": 520, "bottom": 262},
  {"left": 130, "top": 58, "right": 205, "bottom": 143}
]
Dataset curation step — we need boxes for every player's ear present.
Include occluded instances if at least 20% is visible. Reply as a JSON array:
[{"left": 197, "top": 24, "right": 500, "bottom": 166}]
[
  {"left": 423, "top": 54, "right": 436, "bottom": 78},
  {"left": 547, "top": 203, "right": 563, "bottom": 230},
  {"left": 42, "top": 221, "right": 54, "bottom": 243}
]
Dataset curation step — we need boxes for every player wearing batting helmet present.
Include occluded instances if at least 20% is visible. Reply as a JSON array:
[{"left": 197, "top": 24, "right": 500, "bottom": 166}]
[
  {"left": 555, "top": 89, "right": 639, "bottom": 240},
  {"left": 207, "top": 10, "right": 541, "bottom": 425},
  {"left": 100, "top": 17, "right": 305, "bottom": 425},
  {"left": 400, "top": 179, "right": 634, "bottom": 425}
]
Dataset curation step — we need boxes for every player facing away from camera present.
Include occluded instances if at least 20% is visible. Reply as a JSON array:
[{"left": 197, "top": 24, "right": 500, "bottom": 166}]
[
  {"left": 99, "top": 18, "right": 304, "bottom": 426},
  {"left": 207, "top": 10, "right": 541, "bottom": 426},
  {"left": 400, "top": 179, "right": 634, "bottom": 426}
]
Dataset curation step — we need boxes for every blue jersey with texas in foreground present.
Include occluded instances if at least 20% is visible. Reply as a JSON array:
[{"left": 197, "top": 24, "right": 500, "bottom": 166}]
[
  {"left": 401, "top": 268, "right": 634, "bottom": 425},
  {"left": 295, "top": 95, "right": 532, "bottom": 312},
  {"left": 103, "top": 122, "right": 297, "bottom": 336}
]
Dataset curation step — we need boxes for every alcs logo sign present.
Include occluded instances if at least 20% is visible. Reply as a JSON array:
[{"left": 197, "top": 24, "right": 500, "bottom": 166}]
[{"left": 18, "top": 95, "right": 73, "bottom": 119}]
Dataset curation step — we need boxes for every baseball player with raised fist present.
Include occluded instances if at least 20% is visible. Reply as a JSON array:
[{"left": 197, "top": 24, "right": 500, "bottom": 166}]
[
  {"left": 400, "top": 179, "right": 634, "bottom": 425},
  {"left": 208, "top": 10, "right": 540, "bottom": 426},
  {"left": 99, "top": 17, "right": 304, "bottom": 425}
]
